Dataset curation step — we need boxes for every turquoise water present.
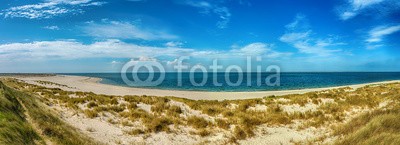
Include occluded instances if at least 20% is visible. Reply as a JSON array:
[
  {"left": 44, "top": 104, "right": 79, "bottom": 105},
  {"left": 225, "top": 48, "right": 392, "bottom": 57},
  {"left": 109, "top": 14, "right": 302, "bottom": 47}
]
[{"left": 61, "top": 72, "right": 400, "bottom": 92}]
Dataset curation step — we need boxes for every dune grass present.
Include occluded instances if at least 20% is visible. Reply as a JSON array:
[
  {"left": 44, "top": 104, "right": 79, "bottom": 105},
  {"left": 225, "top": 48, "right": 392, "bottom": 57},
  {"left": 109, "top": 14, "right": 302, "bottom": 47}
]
[
  {"left": 0, "top": 80, "right": 101, "bottom": 145},
  {"left": 187, "top": 116, "right": 210, "bottom": 129},
  {"left": 0, "top": 82, "right": 42, "bottom": 145},
  {"left": 333, "top": 106, "right": 400, "bottom": 145},
  {"left": 35, "top": 80, "right": 71, "bottom": 88}
]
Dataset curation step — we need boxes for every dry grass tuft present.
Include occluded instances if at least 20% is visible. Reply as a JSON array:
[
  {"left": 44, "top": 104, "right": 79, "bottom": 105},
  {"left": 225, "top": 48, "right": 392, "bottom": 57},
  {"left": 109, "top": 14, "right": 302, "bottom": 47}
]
[
  {"left": 144, "top": 117, "right": 173, "bottom": 133},
  {"left": 187, "top": 116, "right": 210, "bottom": 129},
  {"left": 84, "top": 109, "right": 98, "bottom": 118}
]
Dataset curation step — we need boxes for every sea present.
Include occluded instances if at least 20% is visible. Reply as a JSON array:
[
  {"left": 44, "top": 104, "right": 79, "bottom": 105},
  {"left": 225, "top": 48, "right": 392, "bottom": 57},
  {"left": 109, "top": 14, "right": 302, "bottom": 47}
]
[{"left": 61, "top": 72, "right": 400, "bottom": 92}]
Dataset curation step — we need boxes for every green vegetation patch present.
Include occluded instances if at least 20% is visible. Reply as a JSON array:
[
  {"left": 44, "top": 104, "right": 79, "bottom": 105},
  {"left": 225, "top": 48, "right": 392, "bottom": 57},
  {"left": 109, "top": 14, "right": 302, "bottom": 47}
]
[
  {"left": 1, "top": 80, "right": 101, "bottom": 145},
  {"left": 0, "top": 82, "right": 42, "bottom": 145},
  {"left": 334, "top": 107, "right": 400, "bottom": 145}
]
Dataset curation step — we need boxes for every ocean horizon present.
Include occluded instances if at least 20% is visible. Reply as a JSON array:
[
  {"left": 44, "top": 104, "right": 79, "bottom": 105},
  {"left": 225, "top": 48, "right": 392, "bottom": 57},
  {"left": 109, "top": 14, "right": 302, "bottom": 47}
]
[{"left": 61, "top": 72, "right": 400, "bottom": 92}]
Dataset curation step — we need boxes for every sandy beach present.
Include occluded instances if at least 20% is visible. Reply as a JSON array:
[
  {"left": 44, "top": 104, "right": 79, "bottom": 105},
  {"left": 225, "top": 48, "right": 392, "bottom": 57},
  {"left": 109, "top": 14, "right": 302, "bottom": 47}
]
[{"left": 13, "top": 75, "right": 400, "bottom": 100}]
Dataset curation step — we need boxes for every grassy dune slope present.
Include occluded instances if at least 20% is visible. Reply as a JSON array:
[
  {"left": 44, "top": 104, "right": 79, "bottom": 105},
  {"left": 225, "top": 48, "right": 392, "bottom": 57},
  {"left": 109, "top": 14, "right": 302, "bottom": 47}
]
[
  {"left": 0, "top": 82, "right": 42, "bottom": 145},
  {"left": 334, "top": 108, "right": 400, "bottom": 145},
  {"left": 0, "top": 81, "right": 100, "bottom": 145}
]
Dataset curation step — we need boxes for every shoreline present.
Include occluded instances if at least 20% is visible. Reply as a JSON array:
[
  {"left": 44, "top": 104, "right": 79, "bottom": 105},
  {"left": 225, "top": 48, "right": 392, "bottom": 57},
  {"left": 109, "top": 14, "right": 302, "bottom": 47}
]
[
  {"left": 68, "top": 74, "right": 400, "bottom": 92},
  {"left": 11, "top": 75, "right": 400, "bottom": 100}
]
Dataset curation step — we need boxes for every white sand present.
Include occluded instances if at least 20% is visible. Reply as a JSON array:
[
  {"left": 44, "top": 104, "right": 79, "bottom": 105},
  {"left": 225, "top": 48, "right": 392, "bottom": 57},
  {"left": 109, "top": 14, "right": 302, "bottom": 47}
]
[
  {"left": 239, "top": 124, "right": 325, "bottom": 145},
  {"left": 282, "top": 102, "right": 318, "bottom": 114},
  {"left": 14, "top": 75, "right": 400, "bottom": 100}
]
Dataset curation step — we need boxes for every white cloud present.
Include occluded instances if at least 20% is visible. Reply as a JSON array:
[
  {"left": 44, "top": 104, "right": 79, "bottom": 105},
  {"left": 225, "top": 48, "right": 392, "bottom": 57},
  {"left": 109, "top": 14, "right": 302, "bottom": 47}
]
[
  {"left": 228, "top": 42, "right": 292, "bottom": 58},
  {"left": 2, "top": 0, "right": 106, "bottom": 19},
  {"left": 0, "top": 39, "right": 290, "bottom": 63},
  {"left": 338, "top": 0, "right": 386, "bottom": 20},
  {"left": 111, "top": 60, "right": 121, "bottom": 64},
  {"left": 229, "top": 43, "right": 292, "bottom": 58},
  {"left": 365, "top": 25, "right": 400, "bottom": 49},
  {"left": 184, "top": 1, "right": 212, "bottom": 9},
  {"left": 165, "top": 41, "right": 184, "bottom": 47},
  {"left": 280, "top": 31, "right": 311, "bottom": 43},
  {"left": 136, "top": 56, "right": 158, "bottom": 61},
  {"left": 366, "top": 44, "right": 384, "bottom": 50},
  {"left": 180, "top": 0, "right": 231, "bottom": 29},
  {"left": 122, "top": 57, "right": 161, "bottom": 71},
  {"left": 285, "top": 14, "right": 308, "bottom": 30},
  {"left": 367, "top": 25, "right": 400, "bottom": 43},
  {"left": 43, "top": 25, "right": 60, "bottom": 30},
  {"left": 166, "top": 58, "right": 180, "bottom": 65},
  {"left": 280, "top": 14, "right": 344, "bottom": 56},
  {"left": 340, "top": 11, "right": 357, "bottom": 20},
  {"left": 0, "top": 39, "right": 189, "bottom": 62},
  {"left": 51, "top": 0, "right": 94, "bottom": 5},
  {"left": 213, "top": 7, "right": 231, "bottom": 29},
  {"left": 230, "top": 43, "right": 270, "bottom": 55},
  {"left": 126, "top": 0, "right": 146, "bottom": 1},
  {"left": 352, "top": 0, "right": 384, "bottom": 9},
  {"left": 82, "top": 20, "right": 178, "bottom": 40},
  {"left": 291, "top": 41, "right": 342, "bottom": 55}
]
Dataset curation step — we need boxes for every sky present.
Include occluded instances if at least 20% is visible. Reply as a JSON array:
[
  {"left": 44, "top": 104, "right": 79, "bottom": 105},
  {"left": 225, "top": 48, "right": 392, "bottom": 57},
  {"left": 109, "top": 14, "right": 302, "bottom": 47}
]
[{"left": 0, "top": 0, "right": 400, "bottom": 73}]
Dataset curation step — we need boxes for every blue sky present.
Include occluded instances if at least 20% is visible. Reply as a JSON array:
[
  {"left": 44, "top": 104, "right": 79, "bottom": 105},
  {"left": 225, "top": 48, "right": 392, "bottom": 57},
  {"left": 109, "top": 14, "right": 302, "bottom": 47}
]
[{"left": 0, "top": 0, "right": 400, "bottom": 73}]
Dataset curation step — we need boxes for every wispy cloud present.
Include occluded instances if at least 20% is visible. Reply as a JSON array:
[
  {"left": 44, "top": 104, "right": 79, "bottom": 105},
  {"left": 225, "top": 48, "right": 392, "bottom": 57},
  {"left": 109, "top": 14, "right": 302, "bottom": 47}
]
[
  {"left": 366, "top": 24, "right": 400, "bottom": 49},
  {"left": 2, "top": 0, "right": 106, "bottom": 19},
  {"left": 126, "top": 0, "right": 147, "bottom": 2},
  {"left": 43, "top": 25, "right": 60, "bottom": 30},
  {"left": 110, "top": 60, "right": 122, "bottom": 64},
  {"left": 338, "top": 0, "right": 384, "bottom": 20},
  {"left": 280, "top": 14, "right": 345, "bottom": 56},
  {"left": 337, "top": 0, "right": 400, "bottom": 20},
  {"left": 367, "top": 25, "right": 400, "bottom": 43},
  {"left": 179, "top": 0, "right": 231, "bottom": 29},
  {"left": 229, "top": 43, "right": 292, "bottom": 58},
  {"left": 165, "top": 41, "right": 184, "bottom": 47},
  {"left": 183, "top": 0, "right": 212, "bottom": 9},
  {"left": 81, "top": 20, "right": 178, "bottom": 40},
  {"left": 213, "top": 7, "right": 231, "bottom": 29}
]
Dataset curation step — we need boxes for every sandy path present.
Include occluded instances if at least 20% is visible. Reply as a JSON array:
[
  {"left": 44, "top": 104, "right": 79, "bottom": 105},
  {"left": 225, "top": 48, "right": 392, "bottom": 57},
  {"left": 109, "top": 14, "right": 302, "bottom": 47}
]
[{"left": 14, "top": 75, "right": 400, "bottom": 101}]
